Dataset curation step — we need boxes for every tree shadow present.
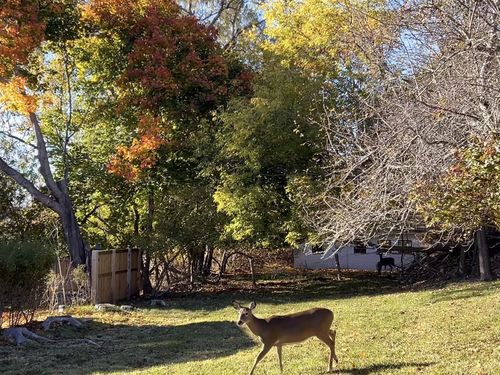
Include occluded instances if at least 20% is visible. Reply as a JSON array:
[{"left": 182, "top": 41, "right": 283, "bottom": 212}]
[
  {"left": 428, "top": 282, "right": 498, "bottom": 303},
  {"left": 160, "top": 274, "right": 401, "bottom": 312},
  {"left": 157, "top": 272, "right": 500, "bottom": 312},
  {"left": 333, "top": 362, "right": 435, "bottom": 374},
  {"left": 0, "top": 320, "right": 254, "bottom": 374}
]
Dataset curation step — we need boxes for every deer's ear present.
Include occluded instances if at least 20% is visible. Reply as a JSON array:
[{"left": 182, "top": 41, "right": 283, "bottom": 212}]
[
  {"left": 248, "top": 301, "right": 256, "bottom": 310},
  {"left": 232, "top": 300, "right": 241, "bottom": 310}
]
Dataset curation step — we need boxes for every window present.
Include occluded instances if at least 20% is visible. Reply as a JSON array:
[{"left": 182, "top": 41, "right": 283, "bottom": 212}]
[
  {"left": 397, "top": 239, "right": 412, "bottom": 248},
  {"left": 353, "top": 243, "right": 366, "bottom": 254},
  {"left": 311, "top": 244, "right": 324, "bottom": 253}
]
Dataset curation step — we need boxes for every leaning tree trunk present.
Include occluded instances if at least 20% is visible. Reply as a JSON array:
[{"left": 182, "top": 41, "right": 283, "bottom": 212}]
[
  {"left": 476, "top": 227, "right": 492, "bottom": 281},
  {"left": 0, "top": 113, "right": 88, "bottom": 266}
]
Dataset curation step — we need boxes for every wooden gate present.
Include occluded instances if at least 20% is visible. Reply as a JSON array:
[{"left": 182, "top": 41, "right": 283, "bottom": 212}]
[{"left": 91, "top": 249, "right": 141, "bottom": 304}]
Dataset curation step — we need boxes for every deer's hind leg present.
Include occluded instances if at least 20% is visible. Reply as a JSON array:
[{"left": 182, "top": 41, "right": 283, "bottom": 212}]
[
  {"left": 328, "top": 329, "right": 339, "bottom": 364},
  {"left": 317, "top": 331, "right": 338, "bottom": 372},
  {"left": 276, "top": 345, "right": 283, "bottom": 372}
]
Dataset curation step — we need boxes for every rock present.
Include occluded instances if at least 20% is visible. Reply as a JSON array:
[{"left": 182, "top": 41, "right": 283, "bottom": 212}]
[
  {"left": 120, "top": 305, "right": 134, "bottom": 312},
  {"left": 95, "top": 303, "right": 120, "bottom": 311},
  {"left": 42, "top": 316, "right": 82, "bottom": 331}
]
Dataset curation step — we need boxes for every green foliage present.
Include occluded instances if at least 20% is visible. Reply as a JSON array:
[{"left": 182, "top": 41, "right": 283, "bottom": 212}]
[
  {"left": 214, "top": 55, "right": 324, "bottom": 247},
  {"left": 414, "top": 139, "right": 500, "bottom": 237},
  {"left": 0, "top": 241, "right": 55, "bottom": 326},
  {"left": 0, "top": 173, "right": 61, "bottom": 244}
]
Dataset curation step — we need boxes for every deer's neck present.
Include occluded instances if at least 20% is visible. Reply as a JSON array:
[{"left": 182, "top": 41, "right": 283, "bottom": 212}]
[{"left": 246, "top": 315, "right": 268, "bottom": 338}]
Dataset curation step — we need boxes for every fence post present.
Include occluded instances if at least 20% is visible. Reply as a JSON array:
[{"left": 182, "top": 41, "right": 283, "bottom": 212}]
[
  {"left": 127, "top": 247, "right": 132, "bottom": 300},
  {"left": 137, "top": 249, "right": 142, "bottom": 295},
  {"left": 111, "top": 249, "right": 117, "bottom": 304},
  {"left": 91, "top": 250, "right": 99, "bottom": 304},
  {"left": 249, "top": 258, "right": 256, "bottom": 287}
]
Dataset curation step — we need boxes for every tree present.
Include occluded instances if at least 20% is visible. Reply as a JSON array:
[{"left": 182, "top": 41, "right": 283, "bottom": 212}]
[
  {"left": 214, "top": 51, "right": 325, "bottom": 247},
  {"left": 72, "top": 0, "right": 253, "bottom": 288},
  {"left": 0, "top": 0, "right": 88, "bottom": 265},
  {"left": 178, "top": 0, "right": 265, "bottom": 50},
  {"left": 415, "top": 141, "right": 500, "bottom": 281},
  {"left": 298, "top": 0, "right": 498, "bottom": 279}
]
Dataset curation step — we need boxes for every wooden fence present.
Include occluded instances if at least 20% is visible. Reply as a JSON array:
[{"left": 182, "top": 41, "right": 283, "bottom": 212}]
[{"left": 91, "top": 249, "right": 141, "bottom": 304}]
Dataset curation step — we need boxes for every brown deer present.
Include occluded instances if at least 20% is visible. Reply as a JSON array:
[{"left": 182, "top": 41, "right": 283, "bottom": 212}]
[{"left": 232, "top": 301, "right": 339, "bottom": 374}]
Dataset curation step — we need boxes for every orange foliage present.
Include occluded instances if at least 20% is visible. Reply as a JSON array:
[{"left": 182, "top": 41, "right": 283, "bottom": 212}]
[
  {"left": 0, "top": 0, "right": 46, "bottom": 77},
  {"left": 85, "top": 0, "right": 252, "bottom": 116},
  {"left": 96, "top": 0, "right": 252, "bottom": 181},
  {"left": 107, "top": 115, "right": 166, "bottom": 181}
]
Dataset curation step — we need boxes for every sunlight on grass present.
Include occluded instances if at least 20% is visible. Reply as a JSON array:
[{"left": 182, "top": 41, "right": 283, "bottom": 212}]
[{"left": 0, "top": 277, "right": 498, "bottom": 375}]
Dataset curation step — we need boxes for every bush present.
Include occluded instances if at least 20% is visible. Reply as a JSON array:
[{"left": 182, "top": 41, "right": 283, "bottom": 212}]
[
  {"left": 45, "top": 263, "right": 90, "bottom": 309},
  {"left": 0, "top": 241, "right": 55, "bottom": 327}
]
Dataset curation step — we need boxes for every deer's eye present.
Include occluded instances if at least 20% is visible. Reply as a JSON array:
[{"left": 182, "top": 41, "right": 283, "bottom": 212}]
[{"left": 244, "top": 312, "right": 248, "bottom": 315}]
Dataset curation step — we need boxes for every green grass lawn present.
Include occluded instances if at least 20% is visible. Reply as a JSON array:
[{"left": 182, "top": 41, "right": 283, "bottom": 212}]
[{"left": 1, "top": 274, "right": 499, "bottom": 375}]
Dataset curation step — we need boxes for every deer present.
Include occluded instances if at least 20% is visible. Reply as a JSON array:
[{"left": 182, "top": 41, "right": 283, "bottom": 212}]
[
  {"left": 232, "top": 301, "right": 339, "bottom": 374},
  {"left": 377, "top": 253, "right": 396, "bottom": 274}
]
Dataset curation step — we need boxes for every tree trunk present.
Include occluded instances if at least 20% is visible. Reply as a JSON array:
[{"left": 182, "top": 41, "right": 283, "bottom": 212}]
[
  {"left": 190, "top": 249, "right": 205, "bottom": 280},
  {"left": 202, "top": 246, "right": 214, "bottom": 278},
  {"left": 457, "top": 245, "right": 467, "bottom": 277},
  {"left": 334, "top": 253, "right": 342, "bottom": 281},
  {"left": 59, "top": 205, "right": 87, "bottom": 266},
  {"left": 476, "top": 227, "right": 492, "bottom": 281},
  {"left": 142, "top": 253, "right": 153, "bottom": 295},
  {"left": 141, "top": 190, "right": 155, "bottom": 294}
]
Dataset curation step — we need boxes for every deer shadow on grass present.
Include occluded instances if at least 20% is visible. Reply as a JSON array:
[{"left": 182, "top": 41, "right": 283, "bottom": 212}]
[
  {"left": 0, "top": 320, "right": 254, "bottom": 374},
  {"left": 334, "top": 361, "right": 435, "bottom": 374}
]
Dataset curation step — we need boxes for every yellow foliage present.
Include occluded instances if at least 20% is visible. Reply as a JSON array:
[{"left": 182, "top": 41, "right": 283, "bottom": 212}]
[
  {"left": 0, "top": 77, "right": 38, "bottom": 114},
  {"left": 262, "top": 0, "right": 391, "bottom": 74}
]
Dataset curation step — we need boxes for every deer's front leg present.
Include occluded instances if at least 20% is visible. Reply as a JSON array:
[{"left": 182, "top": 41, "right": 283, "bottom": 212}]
[{"left": 249, "top": 344, "right": 272, "bottom": 375}]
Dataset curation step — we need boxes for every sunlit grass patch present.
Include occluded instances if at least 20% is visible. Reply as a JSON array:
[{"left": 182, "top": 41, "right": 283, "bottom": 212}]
[{"left": 0, "top": 276, "right": 498, "bottom": 374}]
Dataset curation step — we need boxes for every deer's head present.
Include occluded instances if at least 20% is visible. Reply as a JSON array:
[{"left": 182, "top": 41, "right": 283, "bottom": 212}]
[{"left": 232, "top": 300, "right": 256, "bottom": 326}]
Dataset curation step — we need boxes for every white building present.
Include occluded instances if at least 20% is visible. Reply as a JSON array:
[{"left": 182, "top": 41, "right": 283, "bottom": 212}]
[{"left": 293, "top": 238, "right": 423, "bottom": 271}]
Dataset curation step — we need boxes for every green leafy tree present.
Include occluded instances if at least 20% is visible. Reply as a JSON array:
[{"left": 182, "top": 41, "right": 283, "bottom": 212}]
[{"left": 215, "top": 54, "right": 325, "bottom": 247}]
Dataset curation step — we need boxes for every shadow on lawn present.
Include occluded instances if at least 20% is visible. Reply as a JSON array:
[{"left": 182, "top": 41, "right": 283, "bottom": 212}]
[
  {"left": 162, "top": 275, "right": 401, "bottom": 312},
  {"left": 336, "top": 361, "right": 434, "bottom": 374},
  {"left": 0, "top": 320, "right": 253, "bottom": 375},
  {"left": 162, "top": 272, "right": 499, "bottom": 312},
  {"left": 429, "top": 282, "right": 498, "bottom": 303}
]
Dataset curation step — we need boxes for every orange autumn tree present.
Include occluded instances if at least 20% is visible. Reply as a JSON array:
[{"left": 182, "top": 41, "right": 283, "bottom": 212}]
[
  {"left": 83, "top": 0, "right": 252, "bottom": 181},
  {"left": 0, "top": 0, "right": 46, "bottom": 112}
]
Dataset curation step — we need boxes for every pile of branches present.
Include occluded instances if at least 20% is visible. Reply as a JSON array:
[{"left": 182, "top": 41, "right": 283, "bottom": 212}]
[{"left": 402, "top": 247, "right": 499, "bottom": 284}]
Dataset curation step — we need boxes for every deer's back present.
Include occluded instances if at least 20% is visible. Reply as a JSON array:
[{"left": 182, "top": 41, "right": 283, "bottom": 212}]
[{"left": 266, "top": 308, "right": 333, "bottom": 345}]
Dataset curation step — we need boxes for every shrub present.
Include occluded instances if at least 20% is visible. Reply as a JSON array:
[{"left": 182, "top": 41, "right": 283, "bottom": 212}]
[
  {"left": 0, "top": 241, "right": 55, "bottom": 327},
  {"left": 45, "top": 263, "right": 90, "bottom": 310}
]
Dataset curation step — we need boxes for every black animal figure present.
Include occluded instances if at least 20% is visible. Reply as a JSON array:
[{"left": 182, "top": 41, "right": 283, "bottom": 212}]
[{"left": 377, "top": 253, "right": 395, "bottom": 274}]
